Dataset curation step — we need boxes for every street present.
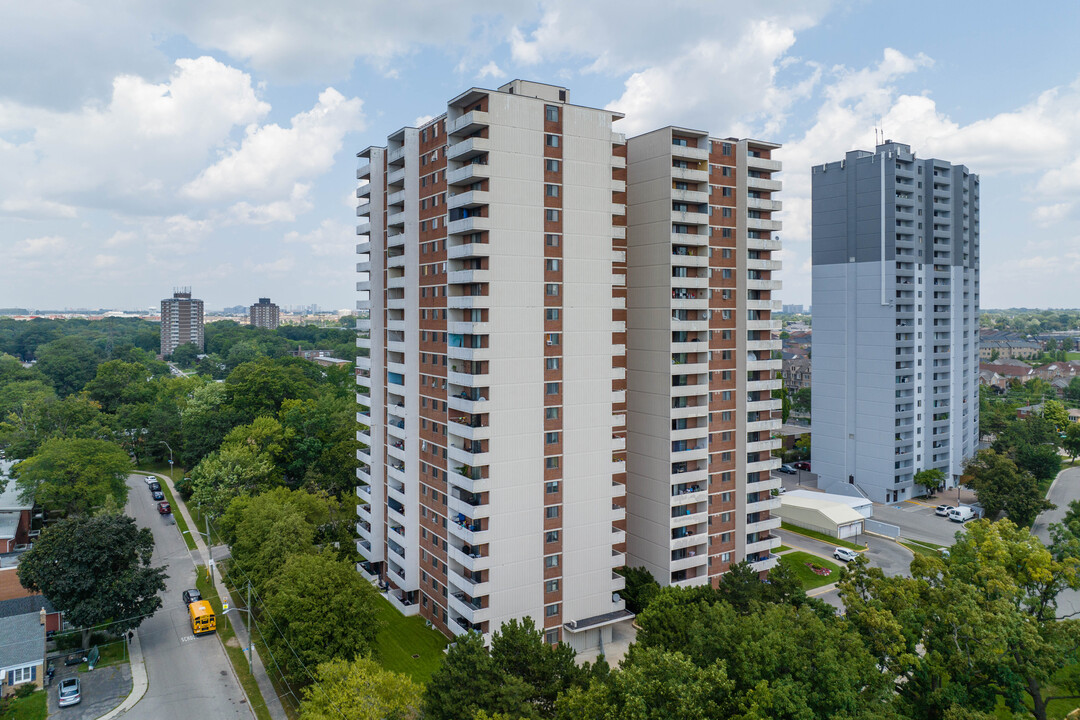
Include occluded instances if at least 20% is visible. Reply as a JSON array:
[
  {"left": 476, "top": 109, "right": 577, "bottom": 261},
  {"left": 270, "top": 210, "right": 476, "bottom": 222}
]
[
  {"left": 122, "top": 473, "right": 252, "bottom": 719},
  {"left": 1032, "top": 464, "right": 1080, "bottom": 618}
]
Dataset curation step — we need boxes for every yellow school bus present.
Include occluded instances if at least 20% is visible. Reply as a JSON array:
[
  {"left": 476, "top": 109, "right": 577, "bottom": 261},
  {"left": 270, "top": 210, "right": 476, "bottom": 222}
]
[{"left": 189, "top": 600, "right": 216, "bottom": 635}]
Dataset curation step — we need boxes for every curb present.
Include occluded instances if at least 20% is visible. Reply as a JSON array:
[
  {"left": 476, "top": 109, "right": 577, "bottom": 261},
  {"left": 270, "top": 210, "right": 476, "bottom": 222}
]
[
  {"left": 778, "top": 525, "right": 868, "bottom": 553},
  {"left": 92, "top": 630, "right": 147, "bottom": 720}
]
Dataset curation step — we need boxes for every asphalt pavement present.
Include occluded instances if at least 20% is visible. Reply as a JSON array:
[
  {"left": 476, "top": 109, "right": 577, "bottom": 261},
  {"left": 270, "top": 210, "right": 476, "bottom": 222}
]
[
  {"left": 122, "top": 474, "right": 253, "bottom": 719},
  {"left": 1032, "top": 464, "right": 1080, "bottom": 618}
]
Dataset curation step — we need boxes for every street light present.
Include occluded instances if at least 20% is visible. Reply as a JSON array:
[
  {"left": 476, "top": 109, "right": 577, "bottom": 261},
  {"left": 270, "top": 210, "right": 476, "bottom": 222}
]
[{"left": 158, "top": 441, "right": 175, "bottom": 484}]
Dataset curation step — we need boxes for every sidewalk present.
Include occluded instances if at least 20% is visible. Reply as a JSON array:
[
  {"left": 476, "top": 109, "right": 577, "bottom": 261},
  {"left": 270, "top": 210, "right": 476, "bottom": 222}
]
[
  {"left": 94, "top": 631, "right": 147, "bottom": 720},
  {"left": 151, "top": 472, "right": 288, "bottom": 720}
]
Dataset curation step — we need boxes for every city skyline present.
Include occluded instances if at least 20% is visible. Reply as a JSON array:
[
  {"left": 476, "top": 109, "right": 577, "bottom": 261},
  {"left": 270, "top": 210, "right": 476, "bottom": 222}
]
[{"left": 2, "top": 2, "right": 1080, "bottom": 310}]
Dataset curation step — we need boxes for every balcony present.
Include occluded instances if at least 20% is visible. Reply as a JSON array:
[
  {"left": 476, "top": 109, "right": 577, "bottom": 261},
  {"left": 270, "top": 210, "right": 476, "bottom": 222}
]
[
  {"left": 448, "top": 216, "right": 490, "bottom": 236},
  {"left": 448, "top": 492, "right": 489, "bottom": 521},
  {"left": 356, "top": 163, "right": 371, "bottom": 180},
  {"left": 747, "top": 197, "right": 782, "bottom": 211},
  {"left": 447, "top": 136, "right": 490, "bottom": 162},
  {"left": 748, "top": 217, "right": 782, "bottom": 232},
  {"left": 748, "top": 554, "right": 781, "bottom": 573},
  {"left": 386, "top": 590, "right": 420, "bottom": 617},
  {"left": 747, "top": 258, "right": 782, "bottom": 272},
  {"left": 447, "top": 110, "right": 489, "bottom": 136},
  {"left": 449, "top": 566, "right": 491, "bottom": 598},
  {"left": 671, "top": 143, "right": 709, "bottom": 162},
  {"left": 387, "top": 167, "right": 406, "bottom": 186},
  {"left": 747, "top": 237, "right": 782, "bottom": 251},
  {"left": 746, "top": 497, "right": 781, "bottom": 514},
  {"left": 672, "top": 188, "right": 709, "bottom": 204},
  {"left": 746, "top": 155, "right": 782, "bottom": 172},
  {"left": 671, "top": 166, "right": 709, "bottom": 183},
  {"left": 448, "top": 543, "right": 491, "bottom": 572},
  {"left": 670, "top": 551, "right": 708, "bottom": 573},
  {"left": 447, "top": 163, "right": 490, "bottom": 186},
  {"left": 746, "top": 176, "right": 782, "bottom": 191},
  {"left": 448, "top": 464, "right": 489, "bottom": 494},
  {"left": 746, "top": 515, "right": 782, "bottom": 535},
  {"left": 449, "top": 591, "right": 489, "bottom": 624},
  {"left": 387, "top": 145, "right": 406, "bottom": 165},
  {"left": 747, "top": 278, "right": 782, "bottom": 291}
]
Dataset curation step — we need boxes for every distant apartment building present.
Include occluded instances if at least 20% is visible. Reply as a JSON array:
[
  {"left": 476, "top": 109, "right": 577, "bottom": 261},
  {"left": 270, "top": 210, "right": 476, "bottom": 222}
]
[
  {"left": 160, "top": 288, "right": 204, "bottom": 356},
  {"left": 811, "top": 141, "right": 979, "bottom": 503},
  {"left": 625, "top": 130, "right": 783, "bottom": 586},
  {"left": 249, "top": 298, "right": 280, "bottom": 330},
  {"left": 782, "top": 304, "right": 804, "bottom": 314}
]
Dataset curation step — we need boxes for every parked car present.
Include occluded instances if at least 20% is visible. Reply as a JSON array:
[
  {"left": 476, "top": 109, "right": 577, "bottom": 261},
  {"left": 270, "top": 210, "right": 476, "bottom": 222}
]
[
  {"left": 834, "top": 547, "right": 858, "bottom": 563},
  {"left": 948, "top": 506, "right": 975, "bottom": 523},
  {"left": 793, "top": 461, "right": 811, "bottom": 471},
  {"left": 934, "top": 505, "right": 954, "bottom": 517},
  {"left": 182, "top": 589, "right": 202, "bottom": 605},
  {"left": 143, "top": 475, "right": 157, "bottom": 486},
  {"left": 157, "top": 501, "right": 171, "bottom": 515},
  {"left": 58, "top": 677, "right": 81, "bottom": 707},
  {"left": 148, "top": 481, "right": 161, "bottom": 493},
  {"left": 778, "top": 464, "right": 797, "bottom": 475},
  {"left": 152, "top": 490, "right": 164, "bottom": 501}
]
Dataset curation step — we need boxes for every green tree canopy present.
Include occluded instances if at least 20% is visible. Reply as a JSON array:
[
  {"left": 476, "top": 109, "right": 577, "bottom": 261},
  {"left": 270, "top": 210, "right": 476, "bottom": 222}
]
[
  {"left": 12, "top": 437, "right": 130, "bottom": 514},
  {"left": 169, "top": 342, "right": 201, "bottom": 368},
  {"left": 914, "top": 468, "right": 947, "bottom": 496},
  {"left": 225, "top": 357, "right": 318, "bottom": 422},
  {"left": 17, "top": 514, "right": 167, "bottom": 647},
  {"left": 961, "top": 449, "right": 1053, "bottom": 526},
  {"left": 34, "top": 335, "right": 103, "bottom": 397},
  {"left": 85, "top": 360, "right": 154, "bottom": 413},
  {"left": 299, "top": 655, "right": 421, "bottom": 720}
]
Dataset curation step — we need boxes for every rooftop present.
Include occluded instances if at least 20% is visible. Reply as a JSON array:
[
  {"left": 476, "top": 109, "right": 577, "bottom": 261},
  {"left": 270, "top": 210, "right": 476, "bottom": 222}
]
[{"left": 0, "top": 613, "right": 44, "bottom": 670}]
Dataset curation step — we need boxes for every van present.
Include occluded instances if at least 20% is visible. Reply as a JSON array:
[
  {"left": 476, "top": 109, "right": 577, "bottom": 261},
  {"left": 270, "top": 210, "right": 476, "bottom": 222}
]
[
  {"left": 948, "top": 506, "right": 974, "bottom": 523},
  {"left": 188, "top": 599, "right": 216, "bottom": 635}
]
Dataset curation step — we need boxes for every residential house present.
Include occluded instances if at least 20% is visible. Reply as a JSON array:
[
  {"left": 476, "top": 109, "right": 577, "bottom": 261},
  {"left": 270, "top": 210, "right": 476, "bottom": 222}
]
[
  {"left": 0, "top": 483, "right": 36, "bottom": 554},
  {"left": 0, "top": 597, "right": 60, "bottom": 634},
  {"left": 782, "top": 356, "right": 811, "bottom": 394},
  {"left": 0, "top": 612, "right": 45, "bottom": 696}
]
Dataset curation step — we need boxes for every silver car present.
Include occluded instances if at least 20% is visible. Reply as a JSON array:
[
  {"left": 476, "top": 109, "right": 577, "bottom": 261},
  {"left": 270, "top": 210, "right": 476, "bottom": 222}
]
[{"left": 58, "top": 677, "right": 81, "bottom": 707}]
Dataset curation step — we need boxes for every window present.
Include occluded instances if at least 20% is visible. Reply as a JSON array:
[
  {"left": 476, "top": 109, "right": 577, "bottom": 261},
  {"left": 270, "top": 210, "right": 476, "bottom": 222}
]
[
  {"left": 546, "top": 481, "right": 559, "bottom": 494},
  {"left": 722, "top": 269, "right": 732, "bottom": 279},
  {"left": 545, "top": 505, "right": 559, "bottom": 519},
  {"left": 722, "top": 187, "right": 733, "bottom": 197},
  {"left": 11, "top": 666, "right": 32, "bottom": 684},
  {"left": 673, "top": 137, "right": 688, "bottom": 147},
  {"left": 545, "top": 457, "right": 560, "bottom": 469},
  {"left": 545, "top": 105, "right": 559, "bottom": 122},
  {"left": 545, "top": 382, "right": 560, "bottom": 395},
  {"left": 545, "top": 159, "right": 560, "bottom": 172},
  {"left": 545, "top": 431, "right": 560, "bottom": 444},
  {"left": 721, "top": 248, "right": 732, "bottom": 258},
  {"left": 544, "top": 555, "right": 560, "bottom": 568},
  {"left": 545, "top": 603, "right": 560, "bottom": 617},
  {"left": 545, "top": 308, "right": 560, "bottom": 321},
  {"left": 545, "top": 234, "right": 560, "bottom": 246},
  {"left": 722, "top": 143, "right": 732, "bottom": 155},
  {"left": 546, "top": 259, "right": 560, "bottom": 272},
  {"left": 545, "top": 209, "right": 560, "bottom": 222},
  {"left": 547, "top": 333, "right": 560, "bottom": 345},
  {"left": 722, "top": 207, "right": 733, "bottom": 218},
  {"left": 545, "top": 283, "right": 560, "bottom": 296},
  {"left": 545, "top": 407, "right": 560, "bottom": 420},
  {"left": 722, "top": 166, "right": 732, "bottom": 177},
  {"left": 545, "top": 530, "right": 560, "bottom": 543},
  {"left": 545, "top": 629, "right": 559, "bottom": 644},
  {"left": 546, "top": 184, "right": 560, "bottom": 197},
  {"left": 545, "top": 579, "right": 559, "bottom": 592},
  {"left": 546, "top": 134, "right": 560, "bottom": 147},
  {"left": 546, "top": 358, "right": 560, "bottom": 370}
]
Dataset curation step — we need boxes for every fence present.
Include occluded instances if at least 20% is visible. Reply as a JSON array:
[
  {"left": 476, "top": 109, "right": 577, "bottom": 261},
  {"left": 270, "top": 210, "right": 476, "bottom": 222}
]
[{"left": 865, "top": 519, "right": 901, "bottom": 538}]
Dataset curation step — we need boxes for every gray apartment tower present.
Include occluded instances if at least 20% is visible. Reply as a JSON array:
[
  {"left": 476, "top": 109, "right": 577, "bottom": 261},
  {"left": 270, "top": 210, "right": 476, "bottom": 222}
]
[
  {"left": 810, "top": 141, "right": 979, "bottom": 503},
  {"left": 250, "top": 297, "right": 280, "bottom": 330},
  {"left": 160, "top": 288, "right": 205, "bottom": 356}
]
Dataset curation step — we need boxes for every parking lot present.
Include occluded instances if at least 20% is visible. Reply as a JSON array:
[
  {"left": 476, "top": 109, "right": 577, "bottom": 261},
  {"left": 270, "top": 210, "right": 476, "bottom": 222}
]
[{"left": 46, "top": 661, "right": 131, "bottom": 719}]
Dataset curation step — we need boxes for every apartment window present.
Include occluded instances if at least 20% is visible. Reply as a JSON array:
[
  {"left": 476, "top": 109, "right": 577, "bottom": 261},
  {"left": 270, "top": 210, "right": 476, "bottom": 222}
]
[
  {"left": 545, "top": 382, "right": 560, "bottom": 395},
  {"left": 545, "top": 159, "right": 560, "bottom": 172},
  {"left": 721, "top": 492, "right": 732, "bottom": 503},
  {"left": 545, "top": 603, "right": 560, "bottom": 617},
  {"left": 545, "top": 105, "right": 560, "bottom": 123},
  {"left": 546, "top": 358, "right": 560, "bottom": 370},
  {"left": 545, "top": 432, "right": 560, "bottom": 444},
  {"left": 546, "top": 259, "right": 560, "bottom": 272},
  {"left": 545, "top": 209, "right": 560, "bottom": 222},
  {"left": 545, "top": 457, "right": 560, "bottom": 469},
  {"left": 722, "top": 269, "right": 732, "bottom": 279},
  {"left": 545, "top": 233, "right": 561, "bottom": 246},
  {"left": 545, "top": 134, "right": 560, "bottom": 147},
  {"left": 722, "top": 187, "right": 733, "bottom": 197},
  {"left": 545, "top": 506, "right": 559, "bottom": 519},
  {"left": 545, "top": 530, "right": 560, "bottom": 543},
  {"left": 545, "top": 283, "right": 560, "bottom": 296},
  {"left": 546, "top": 308, "right": 560, "bottom": 321},
  {"left": 547, "top": 333, "right": 560, "bottom": 345},
  {"left": 546, "top": 481, "right": 560, "bottom": 494},
  {"left": 546, "top": 184, "right": 560, "bottom": 197},
  {"left": 722, "top": 143, "right": 732, "bottom": 155},
  {"left": 720, "top": 511, "right": 732, "bottom": 523},
  {"left": 672, "top": 137, "right": 688, "bottom": 147},
  {"left": 545, "top": 407, "right": 560, "bottom": 420},
  {"left": 721, "top": 551, "right": 732, "bottom": 563},
  {"left": 722, "top": 228, "right": 732, "bottom": 238},
  {"left": 722, "top": 207, "right": 733, "bottom": 218},
  {"left": 545, "top": 555, "right": 560, "bottom": 569},
  {"left": 545, "top": 629, "right": 559, "bottom": 644},
  {"left": 721, "top": 249, "right": 732, "bottom": 258},
  {"left": 721, "top": 330, "right": 732, "bottom": 340},
  {"left": 545, "top": 579, "right": 560, "bottom": 593},
  {"left": 722, "top": 166, "right": 732, "bottom": 177}
]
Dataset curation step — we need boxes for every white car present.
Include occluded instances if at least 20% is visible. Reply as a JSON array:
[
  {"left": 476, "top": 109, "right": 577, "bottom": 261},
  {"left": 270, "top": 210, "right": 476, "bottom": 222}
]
[
  {"left": 934, "top": 505, "right": 954, "bottom": 517},
  {"left": 143, "top": 475, "right": 157, "bottom": 486},
  {"left": 833, "top": 547, "right": 858, "bottom": 563}
]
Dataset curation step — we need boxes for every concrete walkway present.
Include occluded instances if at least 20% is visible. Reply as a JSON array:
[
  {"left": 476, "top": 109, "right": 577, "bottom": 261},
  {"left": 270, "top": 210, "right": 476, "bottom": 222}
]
[
  {"left": 149, "top": 472, "right": 289, "bottom": 720},
  {"left": 93, "top": 631, "right": 147, "bottom": 720}
]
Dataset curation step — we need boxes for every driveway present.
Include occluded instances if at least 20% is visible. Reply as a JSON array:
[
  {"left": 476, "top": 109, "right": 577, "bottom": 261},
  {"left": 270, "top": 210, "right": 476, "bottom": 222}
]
[
  {"left": 46, "top": 663, "right": 131, "bottom": 719},
  {"left": 870, "top": 500, "right": 967, "bottom": 546},
  {"left": 122, "top": 474, "right": 253, "bottom": 720}
]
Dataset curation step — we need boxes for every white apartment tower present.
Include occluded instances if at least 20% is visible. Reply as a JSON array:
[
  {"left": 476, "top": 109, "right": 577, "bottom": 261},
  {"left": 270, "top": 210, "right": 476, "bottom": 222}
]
[
  {"left": 811, "top": 142, "right": 980, "bottom": 503},
  {"left": 356, "top": 81, "right": 631, "bottom": 651},
  {"left": 626, "top": 130, "right": 784, "bottom": 586}
]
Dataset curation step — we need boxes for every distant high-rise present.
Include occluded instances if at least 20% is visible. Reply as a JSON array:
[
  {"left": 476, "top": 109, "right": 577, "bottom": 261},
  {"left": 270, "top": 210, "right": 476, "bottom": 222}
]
[
  {"left": 160, "top": 288, "right": 204, "bottom": 356},
  {"left": 810, "top": 141, "right": 980, "bottom": 503},
  {"left": 250, "top": 298, "right": 280, "bottom": 330}
]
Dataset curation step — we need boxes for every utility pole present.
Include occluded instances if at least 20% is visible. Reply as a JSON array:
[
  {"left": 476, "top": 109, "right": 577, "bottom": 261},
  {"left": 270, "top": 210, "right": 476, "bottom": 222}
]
[
  {"left": 206, "top": 513, "right": 214, "bottom": 588},
  {"left": 247, "top": 582, "right": 253, "bottom": 675}
]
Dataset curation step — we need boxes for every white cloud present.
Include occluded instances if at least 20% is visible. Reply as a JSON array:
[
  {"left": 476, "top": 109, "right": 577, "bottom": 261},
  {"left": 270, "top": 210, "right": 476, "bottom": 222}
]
[
  {"left": 414, "top": 114, "right": 435, "bottom": 127},
  {"left": 476, "top": 61, "right": 506, "bottom": 80},
  {"left": 284, "top": 218, "right": 352, "bottom": 257},
  {"left": 249, "top": 256, "right": 296, "bottom": 275},
  {"left": 1033, "top": 202, "right": 1074, "bottom": 227},
  {"left": 225, "top": 183, "right": 315, "bottom": 225},
  {"left": 92, "top": 254, "right": 120, "bottom": 269},
  {"left": 182, "top": 88, "right": 364, "bottom": 203}
]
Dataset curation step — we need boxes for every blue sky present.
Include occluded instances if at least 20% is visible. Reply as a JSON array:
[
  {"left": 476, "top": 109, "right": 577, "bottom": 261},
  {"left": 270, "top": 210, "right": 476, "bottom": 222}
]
[{"left": 2, "top": 0, "right": 1079, "bottom": 311}]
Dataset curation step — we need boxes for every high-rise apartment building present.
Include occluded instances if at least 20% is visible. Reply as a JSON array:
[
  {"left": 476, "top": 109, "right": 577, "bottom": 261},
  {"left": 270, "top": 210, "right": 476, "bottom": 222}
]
[
  {"left": 810, "top": 141, "right": 980, "bottom": 503},
  {"left": 160, "top": 288, "right": 204, "bottom": 356},
  {"left": 250, "top": 297, "right": 280, "bottom": 329},
  {"left": 625, "top": 129, "right": 783, "bottom": 586},
  {"left": 356, "top": 80, "right": 631, "bottom": 651}
]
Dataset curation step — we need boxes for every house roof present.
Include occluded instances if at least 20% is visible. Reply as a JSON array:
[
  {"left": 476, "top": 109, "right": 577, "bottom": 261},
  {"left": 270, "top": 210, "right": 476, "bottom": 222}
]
[
  {"left": 786, "top": 489, "right": 872, "bottom": 512},
  {"left": 0, "top": 460, "right": 32, "bottom": 512},
  {"left": 0, "top": 613, "right": 44, "bottom": 670},
  {"left": 778, "top": 495, "right": 865, "bottom": 527},
  {"left": 0, "top": 515, "right": 18, "bottom": 541},
  {"left": 981, "top": 362, "right": 1033, "bottom": 377},
  {"left": 0, "top": 596, "right": 54, "bottom": 619}
]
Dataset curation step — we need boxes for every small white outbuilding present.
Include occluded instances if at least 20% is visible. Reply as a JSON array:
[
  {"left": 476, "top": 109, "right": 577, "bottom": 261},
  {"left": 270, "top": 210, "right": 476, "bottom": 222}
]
[{"left": 776, "top": 494, "right": 865, "bottom": 540}]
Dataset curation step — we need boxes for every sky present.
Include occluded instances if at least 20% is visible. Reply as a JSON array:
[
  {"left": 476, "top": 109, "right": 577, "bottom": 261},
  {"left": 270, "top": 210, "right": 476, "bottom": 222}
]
[{"left": 2, "top": 0, "right": 1080, "bottom": 312}]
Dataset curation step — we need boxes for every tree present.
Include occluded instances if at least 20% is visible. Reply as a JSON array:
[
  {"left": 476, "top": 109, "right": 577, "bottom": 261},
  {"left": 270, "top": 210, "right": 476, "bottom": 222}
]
[
  {"left": 262, "top": 552, "right": 383, "bottom": 687},
  {"left": 772, "top": 376, "right": 791, "bottom": 424},
  {"left": 169, "top": 342, "right": 201, "bottom": 368},
  {"left": 225, "top": 358, "right": 317, "bottom": 422},
  {"left": 840, "top": 520, "right": 1080, "bottom": 720},
  {"left": 34, "top": 335, "right": 102, "bottom": 397},
  {"left": 990, "top": 348, "right": 1000, "bottom": 362},
  {"left": 1065, "top": 377, "right": 1080, "bottom": 403},
  {"left": 190, "top": 437, "right": 284, "bottom": 516},
  {"left": 615, "top": 566, "right": 660, "bottom": 614},
  {"left": 84, "top": 360, "right": 154, "bottom": 413},
  {"left": 1063, "top": 422, "right": 1080, "bottom": 462},
  {"left": 12, "top": 437, "right": 130, "bottom": 515},
  {"left": 423, "top": 631, "right": 537, "bottom": 720},
  {"left": 961, "top": 449, "right": 1053, "bottom": 526},
  {"left": 1016, "top": 442, "right": 1062, "bottom": 482},
  {"left": 299, "top": 655, "right": 421, "bottom": 720},
  {"left": 914, "top": 468, "right": 947, "bottom": 496},
  {"left": 1042, "top": 399, "right": 1070, "bottom": 431},
  {"left": 180, "top": 382, "right": 239, "bottom": 466},
  {"left": 490, "top": 617, "right": 587, "bottom": 717},
  {"left": 791, "top": 386, "right": 811, "bottom": 415},
  {"left": 18, "top": 514, "right": 167, "bottom": 647}
]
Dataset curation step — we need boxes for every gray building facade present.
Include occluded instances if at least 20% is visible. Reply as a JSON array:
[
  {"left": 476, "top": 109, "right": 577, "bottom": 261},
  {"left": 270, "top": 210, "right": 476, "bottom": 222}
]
[
  {"left": 160, "top": 288, "right": 204, "bottom": 356},
  {"left": 810, "top": 142, "right": 979, "bottom": 503}
]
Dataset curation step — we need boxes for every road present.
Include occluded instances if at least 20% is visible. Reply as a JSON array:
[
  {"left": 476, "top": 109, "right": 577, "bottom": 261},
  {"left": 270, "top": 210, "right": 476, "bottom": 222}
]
[
  {"left": 1032, "top": 464, "right": 1080, "bottom": 618},
  {"left": 123, "top": 473, "right": 252, "bottom": 719}
]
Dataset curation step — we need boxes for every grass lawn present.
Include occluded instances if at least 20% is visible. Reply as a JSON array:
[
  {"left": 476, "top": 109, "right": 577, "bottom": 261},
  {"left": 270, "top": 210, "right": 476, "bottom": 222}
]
[
  {"left": 900, "top": 539, "right": 946, "bottom": 558},
  {"left": 77, "top": 639, "right": 127, "bottom": 672},
  {"left": 0, "top": 691, "right": 46, "bottom": 720},
  {"left": 781, "top": 522, "right": 865, "bottom": 550},
  {"left": 372, "top": 593, "right": 449, "bottom": 684},
  {"left": 1066, "top": 351, "right": 1080, "bottom": 361},
  {"left": 775, "top": 545, "right": 791, "bottom": 553},
  {"left": 778, "top": 551, "right": 845, "bottom": 591},
  {"left": 195, "top": 568, "right": 275, "bottom": 720}
]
